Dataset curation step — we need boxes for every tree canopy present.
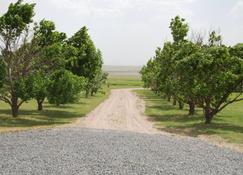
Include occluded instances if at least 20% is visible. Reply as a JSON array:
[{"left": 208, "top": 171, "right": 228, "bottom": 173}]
[
  {"left": 0, "top": 1, "right": 106, "bottom": 117},
  {"left": 141, "top": 16, "right": 243, "bottom": 124}
]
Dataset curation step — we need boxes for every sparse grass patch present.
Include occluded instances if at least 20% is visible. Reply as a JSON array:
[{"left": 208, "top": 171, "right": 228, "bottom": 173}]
[{"left": 135, "top": 89, "right": 243, "bottom": 145}]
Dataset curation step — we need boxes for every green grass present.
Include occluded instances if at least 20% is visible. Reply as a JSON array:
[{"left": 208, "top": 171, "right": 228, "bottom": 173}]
[
  {"left": 135, "top": 89, "right": 243, "bottom": 145},
  {"left": 0, "top": 74, "right": 143, "bottom": 133},
  {"left": 108, "top": 75, "right": 143, "bottom": 89},
  {"left": 0, "top": 88, "right": 110, "bottom": 132}
]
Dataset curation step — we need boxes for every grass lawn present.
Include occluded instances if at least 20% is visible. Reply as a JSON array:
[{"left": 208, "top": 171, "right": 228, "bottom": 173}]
[
  {"left": 0, "top": 88, "right": 110, "bottom": 133},
  {"left": 108, "top": 75, "right": 143, "bottom": 89},
  {"left": 0, "top": 75, "right": 143, "bottom": 133},
  {"left": 135, "top": 89, "right": 243, "bottom": 145}
]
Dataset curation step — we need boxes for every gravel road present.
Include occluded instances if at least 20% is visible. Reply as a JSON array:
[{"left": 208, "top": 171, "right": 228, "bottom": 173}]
[
  {"left": 0, "top": 89, "right": 243, "bottom": 175},
  {"left": 0, "top": 128, "right": 243, "bottom": 175}
]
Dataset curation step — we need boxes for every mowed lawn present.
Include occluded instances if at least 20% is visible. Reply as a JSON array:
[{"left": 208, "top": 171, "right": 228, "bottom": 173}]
[
  {"left": 0, "top": 89, "right": 110, "bottom": 133},
  {"left": 0, "top": 74, "right": 143, "bottom": 133},
  {"left": 136, "top": 89, "right": 243, "bottom": 145}
]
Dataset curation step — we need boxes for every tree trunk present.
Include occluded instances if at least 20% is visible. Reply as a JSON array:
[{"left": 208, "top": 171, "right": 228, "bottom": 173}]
[
  {"left": 91, "top": 90, "right": 95, "bottom": 96},
  {"left": 178, "top": 101, "right": 184, "bottom": 110},
  {"left": 173, "top": 98, "right": 177, "bottom": 106},
  {"left": 204, "top": 105, "right": 214, "bottom": 124},
  {"left": 11, "top": 96, "right": 19, "bottom": 118},
  {"left": 205, "top": 111, "right": 214, "bottom": 124},
  {"left": 37, "top": 100, "right": 43, "bottom": 111},
  {"left": 85, "top": 90, "right": 89, "bottom": 98},
  {"left": 188, "top": 100, "right": 195, "bottom": 115},
  {"left": 167, "top": 96, "right": 171, "bottom": 102}
]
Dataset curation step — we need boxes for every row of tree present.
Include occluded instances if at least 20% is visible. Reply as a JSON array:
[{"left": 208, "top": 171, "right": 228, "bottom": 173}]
[
  {"left": 0, "top": 0, "right": 107, "bottom": 117},
  {"left": 140, "top": 16, "right": 243, "bottom": 124}
]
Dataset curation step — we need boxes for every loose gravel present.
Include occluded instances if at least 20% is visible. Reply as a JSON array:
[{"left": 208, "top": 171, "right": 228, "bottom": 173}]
[{"left": 0, "top": 127, "right": 243, "bottom": 175}]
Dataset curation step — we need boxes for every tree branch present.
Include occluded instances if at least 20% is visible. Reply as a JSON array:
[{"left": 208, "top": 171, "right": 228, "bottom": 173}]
[
  {"left": 0, "top": 96, "right": 11, "bottom": 105},
  {"left": 17, "top": 100, "right": 25, "bottom": 108},
  {"left": 217, "top": 92, "right": 243, "bottom": 113}
]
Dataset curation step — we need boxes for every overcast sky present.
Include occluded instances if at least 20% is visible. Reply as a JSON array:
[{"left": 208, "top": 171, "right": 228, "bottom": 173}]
[{"left": 1, "top": 0, "right": 243, "bottom": 66}]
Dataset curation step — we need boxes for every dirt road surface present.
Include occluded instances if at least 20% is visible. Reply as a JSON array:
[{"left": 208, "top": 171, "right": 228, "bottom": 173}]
[{"left": 74, "top": 89, "right": 157, "bottom": 134}]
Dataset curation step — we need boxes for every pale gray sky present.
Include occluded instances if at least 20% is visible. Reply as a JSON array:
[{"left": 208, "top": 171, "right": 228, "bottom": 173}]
[{"left": 1, "top": 0, "right": 243, "bottom": 66}]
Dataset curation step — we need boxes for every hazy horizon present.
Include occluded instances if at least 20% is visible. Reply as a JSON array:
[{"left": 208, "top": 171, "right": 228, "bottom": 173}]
[{"left": 1, "top": 0, "right": 243, "bottom": 66}]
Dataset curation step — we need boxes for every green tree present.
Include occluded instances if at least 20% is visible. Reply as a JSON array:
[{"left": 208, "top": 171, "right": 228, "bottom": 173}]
[
  {"left": 141, "top": 16, "right": 243, "bottom": 124},
  {"left": 31, "top": 19, "right": 66, "bottom": 110},
  {"left": 170, "top": 16, "right": 189, "bottom": 43},
  {"left": 66, "top": 26, "right": 103, "bottom": 97},
  {"left": 0, "top": 0, "right": 35, "bottom": 117},
  {"left": 30, "top": 72, "right": 49, "bottom": 111},
  {"left": 175, "top": 41, "right": 201, "bottom": 114},
  {"left": 47, "top": 70, "right": 86, "bottom": 106},
  {"left": 193, "top": 46, "right": 243, "bottom": 123}
]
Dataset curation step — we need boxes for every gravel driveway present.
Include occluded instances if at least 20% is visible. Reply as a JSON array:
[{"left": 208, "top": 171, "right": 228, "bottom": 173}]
[
  {"left": 0, "top": 127, "right": 243, "bottom": 175},
  {"left": 1, "top": 89, "right": 243, "bottom": 174}
]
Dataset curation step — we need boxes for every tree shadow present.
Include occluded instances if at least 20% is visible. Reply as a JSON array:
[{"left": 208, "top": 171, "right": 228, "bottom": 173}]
[
  {"left": 143, "top": 93, "right": 243, "bottom": 138},
  {"left": 0, "top": 107, "right": 82, "bottom": 128},
  {"left": 149, "top": 110, "right": 243, "bottom": 137}
]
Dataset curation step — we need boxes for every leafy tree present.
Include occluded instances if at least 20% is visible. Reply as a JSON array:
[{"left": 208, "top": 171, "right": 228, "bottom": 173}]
[
  {"left": 90, "top": 72, "right": 108, "bottom": 96},
  {"left": 230, "top": 43, "right": 243, "bottom": 59},
  {"left": 208, "top": 31, "right": 222, "bottom": 46},
  {"left": 153, "top": 16, "right": 189, "bottom": 106},
  {"left": 191, "top": 46, "right": 243, "bottom": 123},
  {"left": 170, "top": 16, "right": 189, "bottom": 43},
  {"left": 47, "top": 70, "right": 86, "bottom": 106},
  {"left": 141, "top": 16, "right": 243, "bottom": 124},
  {"left": 174, "top": 41, "right": 201, "bottom": 114},
  {"left": 66, "top": 26, "right": 103, "bottom": 97},
  {"left": 30, "top": 72, "right": 49, "bottom": 111},
  {"left": 30, "top": 19, "right": 66, "bottom": 110},
  {"left": 0, "top": 0, "right": 35, "bottom": 117}
]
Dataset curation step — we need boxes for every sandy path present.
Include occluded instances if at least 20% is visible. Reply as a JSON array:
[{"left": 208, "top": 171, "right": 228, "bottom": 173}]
[{"left": 74, "top": 89, "right": 157, "bottom": 134}]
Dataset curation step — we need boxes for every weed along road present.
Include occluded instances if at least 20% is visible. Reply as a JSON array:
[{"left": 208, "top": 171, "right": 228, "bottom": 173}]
[{"left": 0, "top": 89, "right": 243, "bottom": 175}]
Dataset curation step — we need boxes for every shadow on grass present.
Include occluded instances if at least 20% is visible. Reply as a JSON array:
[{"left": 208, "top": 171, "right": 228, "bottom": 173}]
[
  {"left": 0, "top": 107, "right": 82, "bottom": 128},
  {"left": 149, "top": 110, "right": 243, "bottom": 137},
  {"left": 137, "top": 90, "right": 243, "bottom": 138}
]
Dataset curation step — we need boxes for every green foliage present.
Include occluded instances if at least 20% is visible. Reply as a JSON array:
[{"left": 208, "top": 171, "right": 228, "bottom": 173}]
[
  {"left": 169, "top": 16, "right": 189, "bottom": 43},
  {"left": 0, "top": 1, "right": 105, "bottom": 117},
  {"left": 33, "top": 19, "right": 66, "bottom": 72},
  {"left": 0, "top": 0, "right": 35, "bottom": 39},
  {"left": 31, "top": 72, "right": 49, "bottom": 101},
  {"left": 141, "top": 15, "right": 243, "bottom": 124},
  {"left": 208, "top": 31, "right": 222, "bottom": 46},
  {"left": 230, "top": 43, "right": 243, "bottom": 59},
  {"left": 0, "top": 0, "right": 36, "bottom": 117},
  {"left": 13, "top": 76, "right": 34, "bottom": 101},
  {"left": 47, "top": 70, "right": 86, "bottom": 106},
  {"left": 66, "top": 26, "right": 104, "bottom": 97},
  {"left": 90, "top": 72, "right": 108, "bottom": 95}
]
